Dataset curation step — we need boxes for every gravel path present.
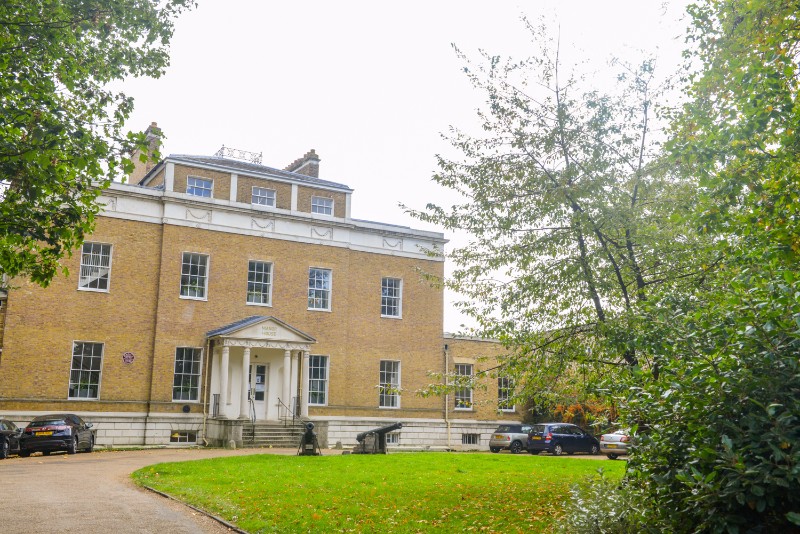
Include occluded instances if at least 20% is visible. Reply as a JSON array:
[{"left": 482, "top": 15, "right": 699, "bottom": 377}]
[{"left": 0, "top": 447, "right": 300, "bottom": 533}]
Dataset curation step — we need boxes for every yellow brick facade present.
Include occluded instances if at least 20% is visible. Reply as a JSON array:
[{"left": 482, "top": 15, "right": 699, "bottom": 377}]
[
  {"left": 297, "top": 186, "right": 347, "bottom": 218},
  {"left": 445, "top": 336, "right": 520, "bottom": 420},
  {"left": 236, "top": 176, "right": 292, "bottom": 209},
  {"left": 0, "top": 153, "right": 517, "bottom": 449}
]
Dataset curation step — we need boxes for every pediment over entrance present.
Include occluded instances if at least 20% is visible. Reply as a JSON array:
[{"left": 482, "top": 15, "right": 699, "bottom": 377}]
[{"left": 206, "top": 316, "right": 316, "bottom": 348}]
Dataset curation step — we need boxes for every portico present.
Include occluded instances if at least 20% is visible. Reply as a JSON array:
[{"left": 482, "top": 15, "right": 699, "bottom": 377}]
[{"left": 206, "top": 316, "right": 316, "bottom": 422}]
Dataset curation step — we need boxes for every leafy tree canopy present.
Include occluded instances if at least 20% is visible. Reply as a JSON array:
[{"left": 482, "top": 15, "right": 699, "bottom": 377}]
[
  {"left": 570, "top": 1, "right": 800, "bottom": 531},
  {"left": 0, "top": 0, "right": 194, "bottom": 287},
  {"left": 409, "top": 21, "right": 715, "bottom": 405}
]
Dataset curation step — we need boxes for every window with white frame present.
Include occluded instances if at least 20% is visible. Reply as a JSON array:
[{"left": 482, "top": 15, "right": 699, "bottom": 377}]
[
  {"left": 379, "top": 360, "right": 401, "bottom": 408},
  {"left": 78, "top": 242, "right": 112, "bottom": 291},
  {"left": 386, "top": 433, "right": 400, "bottom": 445},
  {"left": 68, "top": 342, "right": 103, "bottom": 399},
  {"left": 246, "top": 260, "right": 272, "bottom": 305},
  {"left": 307, "top": 268, "right": 331, "bottom": 310},
  {"left": 173, "top": 347, "right": 202, "bottom": 401},
  {"left": 252, "top": 186, "right": 276, "bottom": 207},
  {"left": 311, "top": 196, "right": 333, "bottom": 215},
  {"left": 187, "top": 176, "right": 213, "bottom": 197},
  {"left": 180, "top": 253, "right": 209, "bottom": 299},
  {"left": 381, "top": 277, "right": 402, "bottom": 318},
  {"left": 308, "top": 355, "right": 329, "bottom": 405},
  {"left": 498, "top": 377, "right": 515, "bottom": 412},
  {"left": 454, "top": 363, "right": 473, "bottom": 410}
]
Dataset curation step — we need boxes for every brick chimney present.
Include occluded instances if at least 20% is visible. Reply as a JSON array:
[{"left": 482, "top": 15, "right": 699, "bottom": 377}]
[
  {"left": 284, "top": 149, "right": 320, "bottom": 178},
  {"left": 128, "top": 122, "right": 162, "bottom": 184}
]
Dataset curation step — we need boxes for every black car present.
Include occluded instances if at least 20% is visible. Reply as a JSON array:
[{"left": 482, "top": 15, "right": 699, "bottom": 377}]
[
  {"left": 0, "top": 419, "right": 23, "bottom": 459},
  {"left": 527, "top": 423, "right": 600, "bottom": 456},
  {"left": 20, "top": 414, "right": 95, "bottom": 457}
]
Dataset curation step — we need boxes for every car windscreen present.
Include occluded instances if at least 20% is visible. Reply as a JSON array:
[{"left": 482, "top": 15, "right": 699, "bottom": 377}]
[{"left": 496, "top": 425, "right": 513, "bottom": 432}]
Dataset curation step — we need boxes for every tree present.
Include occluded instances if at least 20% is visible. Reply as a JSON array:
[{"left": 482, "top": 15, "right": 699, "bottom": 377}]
[
  {"left": 409, "top": 22, "right": 713, "bottom": 405},
  {"left": 565, "top": 1, "right": 800, "bottom": 531},
  {"left": 0, "top": 0, "right": 194, "bottom": 287}
]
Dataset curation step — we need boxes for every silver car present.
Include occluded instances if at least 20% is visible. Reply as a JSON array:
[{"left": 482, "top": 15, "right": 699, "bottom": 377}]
[
  {"left": 489, "top": 424, "right": 532, "bottom": 454},
  {"left": 600, "top": 429, "right": 630, "bottom": 459}
]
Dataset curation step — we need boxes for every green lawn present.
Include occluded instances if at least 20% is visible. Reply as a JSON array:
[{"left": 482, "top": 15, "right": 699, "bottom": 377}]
[{"left": 132, "top": 452, "right": 623, "bottom": 533}]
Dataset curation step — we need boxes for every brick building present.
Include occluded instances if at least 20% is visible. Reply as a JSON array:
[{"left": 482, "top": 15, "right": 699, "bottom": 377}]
[{"left": 0, "top": 129, "right": 518, "bottom": 449}]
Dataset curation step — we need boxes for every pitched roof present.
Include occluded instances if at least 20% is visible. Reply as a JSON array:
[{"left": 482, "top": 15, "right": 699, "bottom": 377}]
[
  {"left": 206, "top": 315, "right": 316, "bottom": 342},
  {"left": 148, "top": 154, "right": 352, "bottom": 191}
]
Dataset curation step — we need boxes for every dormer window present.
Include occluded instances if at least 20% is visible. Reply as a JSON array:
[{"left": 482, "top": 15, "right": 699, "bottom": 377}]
[
  {"left": 252, "top": 186, "right": 276, "bottom": 207},
  {"left": 187, "top": 176, "right": 213, "bottom": 198},
  {"left": 311, "top": 196, "right": 333, "bottom": 215}
]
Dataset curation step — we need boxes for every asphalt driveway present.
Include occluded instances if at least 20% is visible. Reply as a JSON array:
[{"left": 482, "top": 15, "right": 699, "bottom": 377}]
[{"left": 0, "top": 447, "right": 298, "bottom": 533}]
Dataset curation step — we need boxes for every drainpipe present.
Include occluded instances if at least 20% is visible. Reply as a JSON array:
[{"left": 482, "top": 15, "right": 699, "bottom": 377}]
[
  {"left": 144, "top": 215, "right": 167, "bottom": 445},
  {"left": 200, "top": 338, "right": 212, "bottom": 446},
  {"left": 444, "top": 342, "right": 451, "bottom": 449}
]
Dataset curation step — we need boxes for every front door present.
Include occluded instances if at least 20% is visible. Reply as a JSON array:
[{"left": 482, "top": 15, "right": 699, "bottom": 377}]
[{"left": 249, "top": 364, "right": 269, "bottom": 420}]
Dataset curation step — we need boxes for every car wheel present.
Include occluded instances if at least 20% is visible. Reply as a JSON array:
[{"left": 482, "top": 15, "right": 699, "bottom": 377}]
[
  {"left": 607, "top": 453, "right": 619, "bottom": 460},
  {"left": 590, "top": 444, "right": 600, "bottom": 455},
  {"left": 19, "top": 450, "right": 30, "bottom": 458},
  {"left": 552, "top": 444, "right": 563, "bottom": 456},
  {"left": 67, "top": 436, "right": 78, "bottom": 455},
  {"left": 510, "top": 441, "right": 523, "bottom": 454},
  {"left": 0, "top": 439, "right": 8, "bottom": 459}
]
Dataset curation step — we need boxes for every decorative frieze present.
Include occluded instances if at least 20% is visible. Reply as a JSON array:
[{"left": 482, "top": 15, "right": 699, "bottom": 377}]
[
  {"left": 186, "top": 208, "right": 212, "bottom": 222},
  {"left": 99, "top": 196, "right": 117, "bottom": 212},
  {"left": 220, "top": 338, "right": 311, "bottom": 351},
  {"left": 251, "top": 217, "right": 275, "bottom": 232},
  {"left": 311, "top": 226, "right": 333, "bottom": 240},
  {"left": 383, "top": 238, "right": 403, "bottom": 250}
]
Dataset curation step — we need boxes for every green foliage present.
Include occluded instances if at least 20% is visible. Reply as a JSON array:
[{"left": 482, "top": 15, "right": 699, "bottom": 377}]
[
  {"left": 132, "top": 452, "right": 625, "bottom": 533},
  {"left": 561, "top": 471, "right": 655, "bottom": 534},
  {"left": 408, "top": 20, "right": 713, "bottom": 407},
  {"left": 0, "top": 0, "right": 194, "bottom": 286},
  {"left": 568, "top": 1, "right": 800, "bottom": 532},
  {"left": 669, "top": 0, "right": 800, "bottom": 256},
  {"left": 418, "top": 2, "right": 800, "bottom": 531},
  {"left": 612, "top": 256, "right": 800, "bottom": 532}
]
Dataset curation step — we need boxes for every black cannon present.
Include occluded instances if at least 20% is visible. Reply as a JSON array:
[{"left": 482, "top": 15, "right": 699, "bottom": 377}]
[
  {"left": 297, "top": 422, "right": 322, "bottom": 456},
  {"left": 353, "top": 422, "right": 402, "bottom": 454}
]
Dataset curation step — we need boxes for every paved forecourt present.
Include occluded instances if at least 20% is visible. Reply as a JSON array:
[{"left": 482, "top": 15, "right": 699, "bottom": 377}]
[{"left": 0, "top": 447, "right": 306, "bottom": 533}]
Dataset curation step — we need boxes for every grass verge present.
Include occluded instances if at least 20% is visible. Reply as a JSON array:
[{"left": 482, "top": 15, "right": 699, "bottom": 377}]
[{"left": 132, "top": 452, "right": 623, "bottom": 533}]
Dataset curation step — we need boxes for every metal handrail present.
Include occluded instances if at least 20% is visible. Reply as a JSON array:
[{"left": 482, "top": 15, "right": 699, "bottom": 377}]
[{"left": 277, "top": 397, "right": 308, "bottom": 428}]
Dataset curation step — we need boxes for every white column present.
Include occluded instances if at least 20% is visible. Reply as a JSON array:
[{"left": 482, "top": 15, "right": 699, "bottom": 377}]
[
  {"left": 291, "top": 351, "right": 300, "bottom": 414},
  {"left": 219, "top": 346, "right": 230, "bottom": 418},
  {"left": 239, "top": 347, "right": 251, "bottom": 419},
  {"left": 282, "top": 349, "right": 291, "bottom": 417},
  {"left": 301, "top": 350, "right": 310, "bottom": 417}
]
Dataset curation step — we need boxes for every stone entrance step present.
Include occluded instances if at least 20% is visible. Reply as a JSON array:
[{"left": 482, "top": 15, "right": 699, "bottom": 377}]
[{"left": 242, "top": 421, "right": 304, "bottom": 448}]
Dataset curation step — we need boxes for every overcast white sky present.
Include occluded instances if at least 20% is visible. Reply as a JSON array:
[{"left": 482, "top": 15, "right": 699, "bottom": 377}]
[{"left": 121, "top": 1, "right": 691, "bottom": 331}]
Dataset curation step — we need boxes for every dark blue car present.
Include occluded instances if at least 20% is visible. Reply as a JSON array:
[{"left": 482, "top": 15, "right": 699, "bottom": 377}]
[
  {"left": 527, "top": 423, "right": 600, "bottom": 456},
  {"left": 0, "top": 419, "right": 22, "bottom": 459},
  {"left": 20, "top": 414, "right": 95, "bottom": 457}
]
